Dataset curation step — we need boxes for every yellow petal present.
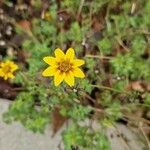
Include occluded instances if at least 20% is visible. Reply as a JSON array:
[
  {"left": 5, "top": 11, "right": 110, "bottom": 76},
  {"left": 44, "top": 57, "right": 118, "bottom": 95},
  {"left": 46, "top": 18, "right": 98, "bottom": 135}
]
[
  {"left": 43, "top": 56, "right": 56, "bottom": 66},
  {"left": 6, "top": 60, "right": 11, "bottom": 63},
  {"left": 11, "top": 64, "right": 18, "bottom": 72},
  {"left": 8, "top": 73, "right": 15, "bottom": 79},
  {"left": 0, "top": 62, "right": 5, "bottom": 67},
  {"left": 54, "top": 71, "right": 65, "bottom": 86},
  {"left": 65, "top": 48, "right": 75, "bottom": 60},
  {"left": 73, "top": 68, "right": 85, "bottom": 78},
  {"left": 55, "top": 48, "right": 65, "bottom": 59},
  {"left": 4, "top": 75, "right": 8, "bottom": 80},
  {"left": 73, "top": 59, "right": 85, "bottom": 67},
  {"left": 64, "top": 71, "right": 74, "bottom": 87},
  {"left": 42, "top": 67, "right": 56, "bottom": 76},
  {"left": 0, "top": 69, "right": 4, "bottom": 77}
]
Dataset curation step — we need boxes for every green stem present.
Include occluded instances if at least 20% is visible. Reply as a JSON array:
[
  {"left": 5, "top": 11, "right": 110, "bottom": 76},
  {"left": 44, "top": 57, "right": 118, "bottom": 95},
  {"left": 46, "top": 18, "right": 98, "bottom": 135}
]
[
  {"left": 91, "top": 84, "right": 129, "bottom": 94},
  {"left": 85, "top": 55, "right": 112, "bottom": 60},
  {"left": 77, "top": 0, "right": 85, "bottom": 20},
  {"left": 123, "top": 103, "right": 150, "bottom": 109}
]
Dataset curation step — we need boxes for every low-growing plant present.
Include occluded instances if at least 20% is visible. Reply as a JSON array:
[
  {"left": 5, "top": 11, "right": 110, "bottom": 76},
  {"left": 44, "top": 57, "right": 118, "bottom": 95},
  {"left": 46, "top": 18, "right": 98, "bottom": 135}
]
[{"left": 1, "top": 0, "right": 150, "bottom": 149}]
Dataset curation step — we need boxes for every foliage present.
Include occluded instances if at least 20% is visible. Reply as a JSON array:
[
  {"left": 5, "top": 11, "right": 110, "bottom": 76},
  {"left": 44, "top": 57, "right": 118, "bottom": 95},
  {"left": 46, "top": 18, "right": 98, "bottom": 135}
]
[
  {"left": 2, "top": 0, "right": 150, "bottom": 149},
  {"left": 63, "top": 123, "right": 110, "bottom": 150}
]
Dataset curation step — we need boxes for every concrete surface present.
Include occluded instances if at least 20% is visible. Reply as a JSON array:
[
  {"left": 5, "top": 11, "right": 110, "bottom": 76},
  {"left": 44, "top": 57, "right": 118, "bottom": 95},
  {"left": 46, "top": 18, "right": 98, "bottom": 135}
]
[
  {"left": 0, "top": 99, "right": 64, "bottom": 150},
  {"left": 0, "top": 98, "right": 146, "bottom": 150}
]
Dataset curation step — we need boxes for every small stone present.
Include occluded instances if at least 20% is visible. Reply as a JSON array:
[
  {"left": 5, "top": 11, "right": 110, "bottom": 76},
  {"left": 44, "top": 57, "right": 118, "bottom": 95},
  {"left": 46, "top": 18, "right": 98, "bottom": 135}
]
[
  {"left": 95, "top": 70, "right": 99, "bottom": 74},
  {"left": 59, "top": 16, "right": 63, "bottom": 21},
  {"left": 16, "top": 4, "right": 28, "bottom": 11},
  {"left": 82, "top": 39, "right": 86, "bottom": 46},
  {"left": 0, "top": 14, "right": 4, "bottom": 20},
  {"left": 73, "top": 89, "right": 77, "bottom": 93},
  {"left": 7, "top": 47, "right": 14, "bottom": 57},
  {"left": 116, "top": 76, "right": 121, "bottom": 80},
  {"left": 6, "top": 30, "right": 12, "bottom": 36},
  {"left": 0, "top": 40, "right": 6, "bottom": 46},
  {"left": 7, "top": 25, "right": 13, "bottom": 31}
]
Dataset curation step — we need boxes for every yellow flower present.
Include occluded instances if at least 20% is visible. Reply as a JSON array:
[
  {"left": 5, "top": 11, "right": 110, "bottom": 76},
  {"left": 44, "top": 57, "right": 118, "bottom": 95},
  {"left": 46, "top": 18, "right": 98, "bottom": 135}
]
[
  {"left": 42, "top": 11, "right": 52, "bottom": 22},
  {"left": 0, "top": 60, "right": 18, "bottom": 80},
  {"left": 44, "top": 12, "right": 52, "bottom": 21},
  {"left": 42, "top": 48, "right": 85, "bottom": 86}
]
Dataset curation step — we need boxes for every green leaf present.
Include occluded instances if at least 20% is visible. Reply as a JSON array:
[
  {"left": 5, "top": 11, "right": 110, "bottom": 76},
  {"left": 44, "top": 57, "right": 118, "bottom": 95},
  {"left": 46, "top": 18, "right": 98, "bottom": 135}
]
[
  {"left": 131, "top": 35, "right": 146, "bottom": 56},
  {"left": 144, "top": 93, "right": 150, "bottom": 105},
  {"left": 111, "top": 54, "right": 134, "bottom": 76},
  {"left": 67, "top": 22, "right": 82, "bottom": 42},
  {"left": 80, "top": 79, "right": 93, "bottom": 93},
  {"left": 68, "top": 104, "right": 92, "bottom": 121},
  {"left": 98, "top": 38, "right": 112, "bottom": 55}
]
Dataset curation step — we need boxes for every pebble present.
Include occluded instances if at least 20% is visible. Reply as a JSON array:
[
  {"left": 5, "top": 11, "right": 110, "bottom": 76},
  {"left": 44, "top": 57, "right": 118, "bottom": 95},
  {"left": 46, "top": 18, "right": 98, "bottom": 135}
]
[
  {"left": 0, "top": 40, "right": 6, "bottom": 46},
  {"left": 6, "top": 30, "right": 12, "bottom": 36},
  {"left": 95, "top": 70, "right": 99, "bottom": 74},
  {"left": 0, "top": 14, "right": 4, "bottom": 20},
  {"left": 73, "top": 89, "right": 78, "bottom": 93}
]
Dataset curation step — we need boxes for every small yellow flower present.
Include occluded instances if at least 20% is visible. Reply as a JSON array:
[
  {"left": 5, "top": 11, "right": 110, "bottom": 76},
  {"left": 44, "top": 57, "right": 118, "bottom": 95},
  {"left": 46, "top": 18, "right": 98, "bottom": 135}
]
[
  {"left": 42, "top": 11, "right": 52, "bottom": 22},
  {"left": 42, "top": 48, "right": 85, "bottom": 86},
  {"left": 0, "top": 60, "right": 18, "bottom": 80}
]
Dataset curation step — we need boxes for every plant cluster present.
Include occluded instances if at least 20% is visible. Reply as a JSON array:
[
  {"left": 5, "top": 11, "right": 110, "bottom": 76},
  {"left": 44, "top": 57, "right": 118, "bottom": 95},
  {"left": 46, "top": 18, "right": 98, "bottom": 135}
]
[{"left": 1, "top": 0, "right": 150, "bottom": 149}]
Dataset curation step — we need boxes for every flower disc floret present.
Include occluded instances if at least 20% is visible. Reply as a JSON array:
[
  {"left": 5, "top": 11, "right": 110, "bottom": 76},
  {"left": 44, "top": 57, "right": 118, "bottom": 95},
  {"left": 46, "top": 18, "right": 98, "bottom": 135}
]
[{"left": 57, "top": 59, "right": 73, "bottom": 73}]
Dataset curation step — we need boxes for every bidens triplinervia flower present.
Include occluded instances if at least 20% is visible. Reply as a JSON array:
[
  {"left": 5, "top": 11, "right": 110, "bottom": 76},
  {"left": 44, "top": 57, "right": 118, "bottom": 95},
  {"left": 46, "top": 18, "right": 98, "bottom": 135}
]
[
  {"left": 42, "top": 48, "right": 85, "bottom": 86},
  {"left": 0, "top": 60, "right": 18, "bottom": 80}
]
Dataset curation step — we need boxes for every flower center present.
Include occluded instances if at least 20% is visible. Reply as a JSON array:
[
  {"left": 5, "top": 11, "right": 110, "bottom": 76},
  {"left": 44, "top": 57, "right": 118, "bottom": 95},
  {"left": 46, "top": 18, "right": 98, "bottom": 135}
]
[
  {"left": 58, "top": 60, "right": 72, "bottom": 72},
  {"left": 2, "top": 65, "right": 11, "bottom": 74}
]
